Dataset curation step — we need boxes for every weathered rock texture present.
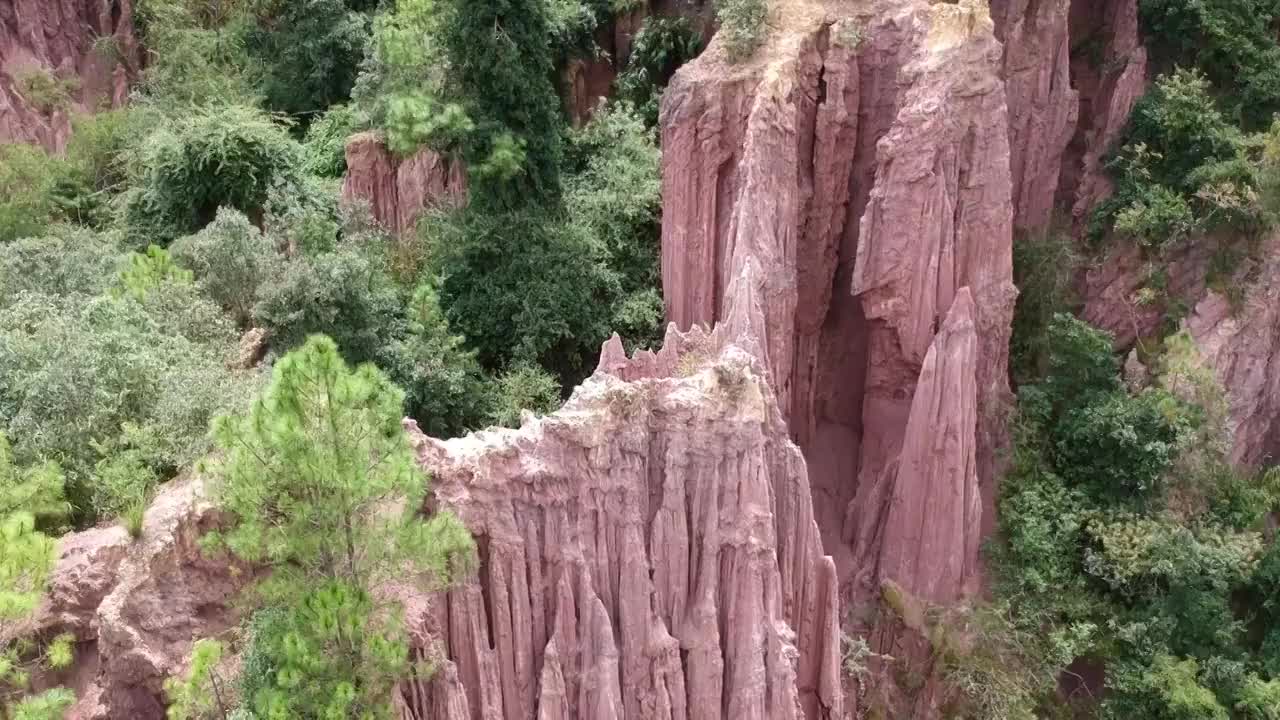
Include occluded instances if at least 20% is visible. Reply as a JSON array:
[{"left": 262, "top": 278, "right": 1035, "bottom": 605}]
[
  {"left": 990, "top": 0, "right": 1078, "bottom": 232},
  {"left": 398, "top": 317, "right": 843, "bottom": 720},
  {"left": 0, "top": 0, "right": 139, "bottom": 151},
  {"left": 1079, "top": 237, "right": 1218, "bottom": 350},
  {"left": 341, "top": 132, "right": 467, "bottom": 235},
  {"left": 1188, "top": 236, "right": 1280, "bottom": 470},
  {"left": 1060, "top": 0, "right": 1147, "bottom": 232},
  {"left": 660, "top": 0, "right": 1015, "bottom": 603},
  {"left": 31, "top": 478, "right": 249, "bottom": 720}
]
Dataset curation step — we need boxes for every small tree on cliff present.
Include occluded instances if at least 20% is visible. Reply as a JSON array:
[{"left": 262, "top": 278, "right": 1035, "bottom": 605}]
[
  {"left": 207, "top": 335, "right": 474, "bottom": 718},
  {"left": 0, "top": 433, "right": 75, "bottom": 720}
]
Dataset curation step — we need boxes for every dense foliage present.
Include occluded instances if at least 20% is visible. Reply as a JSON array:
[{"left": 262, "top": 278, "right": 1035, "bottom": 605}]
[
  {"left": 1139, "top": 0, "right": 1280, "bottom": 130},
  {"left": 205, "top": 336, "right": 474, "bottom": 718},
  {"left": 982, "top": 316, "right": 1280, "bottom": 719},
  {"left": 1093, "top": 69, "right": 1270, "bottom": 248},
  {"left": 1, "top": 0, "right": 677, "bottom": 714}
]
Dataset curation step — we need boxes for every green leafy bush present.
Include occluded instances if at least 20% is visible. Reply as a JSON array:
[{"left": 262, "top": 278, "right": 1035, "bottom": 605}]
[
  {"left": 1055, "top": 389, "right": 1190, "bottom": 504},
  {"left": 0, "top": 144, "right": 65, "bottom": 243},
  {"left": 0, "top": 288, "right": 247, "bottom": 522},
  {"left": 172, "top": 208, "right": 283, "bottom": 325},
  {"left": 566, "top": 103, "right": 664, "bottom": 348},
  {"left": 116, "top": 245, "right": 194, "bottom": 300},
  {"left": 243, "top": 0, "right": 372, "bottom": 118},
  {"left": 716, "top": 0, "right": 768, "bottom": 63},
  {"left": 485, "top": 363, "right": 562, "bottom": 428},
  {"left": 135, "top": 0, "right": 258, "bottom": 107},
  {"left": 381, "top": 285, "right": 489, "bottom": 437},
  {"left": 1010, "top": 229, "right": 1079, "bottom": 384},
  {"left": 1139, "top": 0, "right": 1280, "bottom": 130},
  {"left": 0, "top": 228, "right": 120, "bottom": 304},
  {"left": 13, "top": 66, "right": 79, "bottom": 114},
  {"left": 254, "top": 245, "right": 404, "bottom": 365},
  {"left": 123, "top": 105, "right": 304, "bottom": 244},
  {"left": 1097, "top": 69, "right": 1271, "bottom": 247},
  {"left": 302, "top": 104, "right": 362, "bottom": 177},
  {"left": 616, "top": 17, "right": 703, "bottom": 125},
  {"left": 425, "top": 208, "right": 618, "bottom": 379}
]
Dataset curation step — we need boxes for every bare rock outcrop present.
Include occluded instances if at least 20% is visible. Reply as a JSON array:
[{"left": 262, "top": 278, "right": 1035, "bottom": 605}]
[
  {"left": 0, "top": 0, "right": 139, "bottom": 151},
  {"left": 1080, "top": 238, "right": 1218, "bottom": 350},
  {"left": 341, "top": 132, "right": 467, "bottom": 236},
  {"left": 398, "top": 318, "right": 843, "bottom": 720},
  {"left": 660, "top": 0, "right": 1015, "bottom": 597},
  {"left": 1059, "top": 0, "right": 1147, "bottom": 231},
  {"left": 1187, "top": 237, "right": 1280, "bottom": 470},
  {"left": 990, "top": 0, "right": 1078, "bottom": 232},
  {"left": 855, "top": 290, "right": 981, "bottom": 604},
  {"left": 32, "top": 478, "right": 249, "bottom": 720}
]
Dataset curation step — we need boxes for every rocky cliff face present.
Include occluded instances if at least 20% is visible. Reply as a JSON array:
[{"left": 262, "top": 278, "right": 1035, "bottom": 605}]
[
  {"left": 660, "top": 0, "right": 1016, "bottom": 603},
  {"left": 341, "top": 132, "right": 467, "bottom": 236},
  {"left": 398, "top": 320, "right": 842, "bottom": 720},
  {"left": 27, "top": 0, "right": 1169, "bottom": 717},
  {"left": 1188, "top": 236, "right": 1280, "bottom": 470},
  {"left": 30, "top": 478, "right": 250, "bottom": 720},
  {"left": 988, "top": 0, "right": 1147, "bottom": 234},
  {"left": 0, "top": 0, "right": 139, "bottom": 151}
]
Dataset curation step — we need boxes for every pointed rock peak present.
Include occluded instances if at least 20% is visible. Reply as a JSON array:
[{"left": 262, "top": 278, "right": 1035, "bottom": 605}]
[{"left": 940, "top": 286, "right": 977, "bottom": 336}]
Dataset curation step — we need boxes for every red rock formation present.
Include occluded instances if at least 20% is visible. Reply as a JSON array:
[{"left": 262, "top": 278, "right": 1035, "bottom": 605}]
[
  {"left": 856, "top": 290, "right": 981, "bottom": 604},
  {"left": 661, "top": 0, "right": 1016, "bottom": 594},
  {"left": 1059, "top": 0, "right": 1147, "bottom": 231},
  {"left": 341, "top": 132, "right": 467, "bottom": 236},
  {"left": 990, "top": 0, "right": 1078, "bottom": 232},
  {"left": 0, "top": 0, "right": 139, "bottom": 151},
  {"left": 1188, "top": 236, "right": 1280, "bottom": 469},
  {"left": 1080, "top": 237, "right": 1217, "bottom": 350},
  {"left": 399, "top": 319, "right": 843, "bottom": 720},
  {"left": 32, "top": 478, "right": 250, "bottom": 720}
]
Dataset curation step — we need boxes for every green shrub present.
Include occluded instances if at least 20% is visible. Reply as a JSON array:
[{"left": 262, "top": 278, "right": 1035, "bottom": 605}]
[
  {"left": 1034, "top": 313, "right": 1122, "bottom": 417},
  {"left": 485, "top": 363, "right": 562, "bottom": 428},
  {"left": 716, "top": 0, "right": 768, "bottom": 62},
  {"left": 171, "top": 208, "right": 283, "bottom": 325},
  {"left": 13, "top": 66, "right": 79, "bottom": 114},
  {"left": 244, "top": 0, "right": 372, "bottom": 118},
  {"left": 1010, "top": 229, "right": 1079, "bottom": 384},
  {"left": 0, "top": 228, "right": 120, "bottom": 305},
  {"left": 115, "top": 245, "right": 194, "bottom": 300},
  {"left": 1097, "top": 69, "right": 1267, "bottom": 246},
  {"left": 1113, "top": 183, "right": 1198, "bottom": 246},
  {"left": 381, "top": 285, "right": 489, "bottom": 437},
  {"left": 1054, "top": 389, "right": 1189, "bottom": 505},
  {"left": 253, "top": 246, "right": 404, "bottom": 365},
  {"left": 123, "top": 105, "right": 304, "bottom": 244},
  {"left": 1123, "top": 70, "right": 1243, "bottom": 191},
  {"left": 135, "top": 0, "right": 258, "bottom": 108},
  {"left": 0, "top": 144, "right": 65, "bottom": 243},
  {"left": 90, "top": 447, "right": 159, "bottom": 537},
  {"left": 425, "top": 207, "right": 618, "bottom": 379},
  {"left": 616, "top": 17, "right": 703, "bottom": 125},
  {"left": 1139, "top": 0, "right": 1280, "bottom": 130},
  {"left": 238, "top": 607, "right": 287, "bottom": 709},
  {"left": 0, "top": 291, "right": 246, "bottom": 522},
  {"left": 565, "top": 103, "right": 664, "bottom": 348},
  {"left": 302, "top": 104, "right": 362, "bottom": 177}
]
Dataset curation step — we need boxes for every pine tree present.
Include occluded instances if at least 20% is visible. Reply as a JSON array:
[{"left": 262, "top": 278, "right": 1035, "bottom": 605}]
[
  {"left": 0, "top": 434, "right": 75, "bottom": 720},
  {"left": 208, "top": 335, "right": 474, "bottom": 718}
]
